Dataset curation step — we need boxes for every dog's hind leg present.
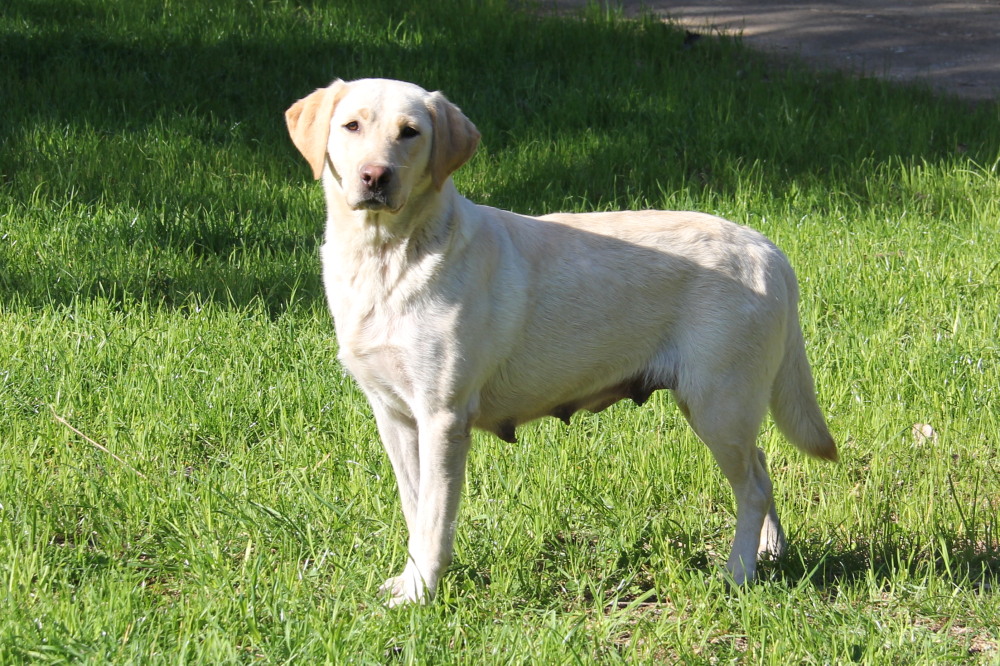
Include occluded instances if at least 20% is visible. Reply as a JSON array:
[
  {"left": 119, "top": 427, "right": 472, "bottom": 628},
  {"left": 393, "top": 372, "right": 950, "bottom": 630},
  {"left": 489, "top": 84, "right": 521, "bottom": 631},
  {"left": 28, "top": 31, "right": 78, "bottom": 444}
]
[
  {"left": 756, "top": 448, "right": 787, "bottom": 561},
  {"left": 675, "top": 382, "right": 777, "bottom": 585}
]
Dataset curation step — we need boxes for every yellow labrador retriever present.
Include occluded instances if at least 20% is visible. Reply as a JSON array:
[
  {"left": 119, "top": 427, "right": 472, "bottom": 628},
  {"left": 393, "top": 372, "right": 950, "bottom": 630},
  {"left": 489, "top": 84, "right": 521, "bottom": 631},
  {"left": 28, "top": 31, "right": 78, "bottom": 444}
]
[{"left": 285, "top": 78, "right": 837, "bottom": 606}]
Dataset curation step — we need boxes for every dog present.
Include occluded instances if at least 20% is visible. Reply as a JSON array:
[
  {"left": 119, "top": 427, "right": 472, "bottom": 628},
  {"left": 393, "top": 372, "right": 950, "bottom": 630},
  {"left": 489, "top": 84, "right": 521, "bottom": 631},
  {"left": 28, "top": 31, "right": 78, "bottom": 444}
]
[{"left": 285, "top": 77, "right": 837, "bottom": 606}]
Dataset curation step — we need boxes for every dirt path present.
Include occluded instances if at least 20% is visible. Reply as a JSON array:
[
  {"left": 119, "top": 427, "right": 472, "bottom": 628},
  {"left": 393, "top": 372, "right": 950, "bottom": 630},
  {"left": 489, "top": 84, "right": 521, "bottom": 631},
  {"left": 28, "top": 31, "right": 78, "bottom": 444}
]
[{"left": 550, "top": 0, "right": 1000, "bottom": 101}]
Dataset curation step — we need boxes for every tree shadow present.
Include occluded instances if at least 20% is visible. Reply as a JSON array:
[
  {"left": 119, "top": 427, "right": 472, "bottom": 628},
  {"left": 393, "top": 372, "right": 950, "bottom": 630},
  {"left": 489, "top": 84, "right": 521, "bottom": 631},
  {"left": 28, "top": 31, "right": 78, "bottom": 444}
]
[
  {"left": 2, "top": 0, "right": 998, "bottom": 312},
  {"left": 1, "top": 0, "right": 412, "bottom": 312}
]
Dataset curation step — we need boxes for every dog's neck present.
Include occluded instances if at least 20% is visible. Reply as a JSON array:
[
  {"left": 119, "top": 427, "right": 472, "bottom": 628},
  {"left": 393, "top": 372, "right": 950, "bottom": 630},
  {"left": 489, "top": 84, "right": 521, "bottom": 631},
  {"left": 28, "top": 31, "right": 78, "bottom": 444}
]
[{"left": 321, "top": 178, "right": 465, "bottom": 298}]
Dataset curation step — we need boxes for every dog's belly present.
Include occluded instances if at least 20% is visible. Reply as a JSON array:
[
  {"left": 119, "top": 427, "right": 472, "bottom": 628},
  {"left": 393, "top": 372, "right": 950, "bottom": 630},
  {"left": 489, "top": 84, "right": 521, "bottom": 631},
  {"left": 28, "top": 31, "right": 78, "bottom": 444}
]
[{"left": 473, "top": 360, "right": 678, "bottom": 443}]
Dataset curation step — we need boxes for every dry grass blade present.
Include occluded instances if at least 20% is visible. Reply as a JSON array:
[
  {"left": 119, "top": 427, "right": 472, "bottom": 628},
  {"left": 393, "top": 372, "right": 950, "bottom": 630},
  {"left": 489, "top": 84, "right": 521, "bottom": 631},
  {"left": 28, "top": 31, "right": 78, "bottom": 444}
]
[{"left": 50, "top": 405, "right": 148, "bottom": 479}]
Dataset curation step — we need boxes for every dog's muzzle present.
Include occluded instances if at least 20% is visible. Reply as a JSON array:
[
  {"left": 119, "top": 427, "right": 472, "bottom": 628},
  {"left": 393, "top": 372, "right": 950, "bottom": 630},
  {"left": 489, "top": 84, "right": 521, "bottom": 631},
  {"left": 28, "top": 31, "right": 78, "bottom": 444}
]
[{"left": 356, "top": 165, "right": 394, "bottom": 209}]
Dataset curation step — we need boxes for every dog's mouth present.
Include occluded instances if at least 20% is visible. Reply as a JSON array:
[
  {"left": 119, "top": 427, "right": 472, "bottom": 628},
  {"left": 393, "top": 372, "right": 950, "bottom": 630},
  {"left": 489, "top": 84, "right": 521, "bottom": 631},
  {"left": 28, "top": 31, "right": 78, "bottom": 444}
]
[
  {"left": 353, "top": 197, "right": 402, "bottom": 214},
  {"left": 350, "top": 191, "right": 391, "bottom": 210},
  {"left": 352, "top": 198, "right": 406, "bottom": 217}
]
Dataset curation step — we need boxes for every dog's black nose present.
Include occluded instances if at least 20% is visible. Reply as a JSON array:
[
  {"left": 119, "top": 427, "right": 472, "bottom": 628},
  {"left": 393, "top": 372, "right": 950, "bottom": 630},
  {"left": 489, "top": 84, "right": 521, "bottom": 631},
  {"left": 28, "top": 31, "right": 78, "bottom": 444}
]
[{"left": 361, "top": 165, "right": 392, "bottom": 190}]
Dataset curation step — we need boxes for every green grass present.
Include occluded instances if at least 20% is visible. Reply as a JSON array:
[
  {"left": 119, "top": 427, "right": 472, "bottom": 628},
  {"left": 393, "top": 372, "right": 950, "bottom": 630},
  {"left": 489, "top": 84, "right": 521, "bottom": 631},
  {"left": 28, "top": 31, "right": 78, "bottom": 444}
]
[{"left": 2, "top": 0, "right": 999, "bottom": 662}]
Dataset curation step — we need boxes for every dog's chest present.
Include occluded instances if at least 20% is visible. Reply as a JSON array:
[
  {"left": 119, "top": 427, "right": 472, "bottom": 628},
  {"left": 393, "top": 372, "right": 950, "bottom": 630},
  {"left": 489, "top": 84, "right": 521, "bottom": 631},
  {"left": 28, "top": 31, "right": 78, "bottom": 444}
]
[
  {"left": 321, "top": 241, "right": 447, "bottom": 398},
  {"left": 329, "top": 292, "right": 420, "bottom": 408}
]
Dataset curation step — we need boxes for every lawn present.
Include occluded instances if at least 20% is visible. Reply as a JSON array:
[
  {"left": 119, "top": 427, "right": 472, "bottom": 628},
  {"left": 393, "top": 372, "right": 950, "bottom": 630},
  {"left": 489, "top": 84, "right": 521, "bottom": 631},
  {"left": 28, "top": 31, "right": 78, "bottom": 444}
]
[{"left": 1, "top": 0, "right": 998, "bottom": 662}]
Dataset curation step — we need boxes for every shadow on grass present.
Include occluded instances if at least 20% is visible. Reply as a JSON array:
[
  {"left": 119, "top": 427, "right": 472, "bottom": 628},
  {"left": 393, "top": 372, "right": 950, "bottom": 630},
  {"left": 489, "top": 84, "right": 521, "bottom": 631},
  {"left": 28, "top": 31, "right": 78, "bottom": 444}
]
[
  {"left": 1, "top": 0, "right": 413, "bottom": 311},
  {"left": 2, "top": 0, "right": 998, "bottom": 311},
  {"left": 762, "top": 534, "right": 1000, "bottom": 598},
  {"left": 508, "top": 519, "right": 998, "bottom": 604}
]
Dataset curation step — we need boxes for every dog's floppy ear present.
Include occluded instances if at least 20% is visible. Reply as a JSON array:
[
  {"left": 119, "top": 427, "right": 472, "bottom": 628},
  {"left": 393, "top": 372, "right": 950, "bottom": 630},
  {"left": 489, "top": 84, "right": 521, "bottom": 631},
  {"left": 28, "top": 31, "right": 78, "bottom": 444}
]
[
  {"left": 285, "top": 79, "right": 348, "bottom": 180},
  {"left": 427, "top": 91, "right": 481, "bottom": 190}
]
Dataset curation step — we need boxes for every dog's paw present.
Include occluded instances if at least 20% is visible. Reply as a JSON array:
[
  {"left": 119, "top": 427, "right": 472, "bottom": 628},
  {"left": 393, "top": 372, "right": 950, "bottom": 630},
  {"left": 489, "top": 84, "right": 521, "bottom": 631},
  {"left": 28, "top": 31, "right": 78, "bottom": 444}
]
[{"left": 379, "top": 568, "right": 430, "bottom": 608}]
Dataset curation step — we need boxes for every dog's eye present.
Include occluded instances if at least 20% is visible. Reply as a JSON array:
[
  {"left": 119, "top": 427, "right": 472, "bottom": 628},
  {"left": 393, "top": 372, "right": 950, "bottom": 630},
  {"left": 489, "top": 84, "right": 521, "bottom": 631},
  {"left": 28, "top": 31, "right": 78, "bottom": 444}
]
[
  {"left": 344, "top": 121, "right": 360, "bottom": 132},
  {"left": 400, "top": 126, "right": 420, "bottom": 139}
]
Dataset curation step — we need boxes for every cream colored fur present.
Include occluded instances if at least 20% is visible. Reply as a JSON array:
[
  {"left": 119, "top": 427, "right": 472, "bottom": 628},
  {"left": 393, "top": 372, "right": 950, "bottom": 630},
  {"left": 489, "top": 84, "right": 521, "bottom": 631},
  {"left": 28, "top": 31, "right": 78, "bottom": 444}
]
[{"left": 285, "top": 77, "right": 836, "bottom": 607}]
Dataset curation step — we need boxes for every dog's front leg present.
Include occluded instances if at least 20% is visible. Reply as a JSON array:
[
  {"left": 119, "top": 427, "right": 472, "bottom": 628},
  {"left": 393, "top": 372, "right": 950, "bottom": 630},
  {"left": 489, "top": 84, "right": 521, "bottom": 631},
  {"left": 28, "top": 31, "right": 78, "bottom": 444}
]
[
  {"left": 379, "top": 410, "right": 472, "bottom": 607},
  {"left": 369, "top": 397, "right": 420, "bottom": 530}
]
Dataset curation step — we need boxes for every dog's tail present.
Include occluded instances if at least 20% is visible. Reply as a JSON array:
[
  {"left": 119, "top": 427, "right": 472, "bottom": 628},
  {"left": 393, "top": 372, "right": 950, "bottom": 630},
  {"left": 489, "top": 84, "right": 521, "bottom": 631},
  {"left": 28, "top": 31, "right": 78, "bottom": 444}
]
[{"left": 770, "top": 291, "right": 838, "bottom": 461}]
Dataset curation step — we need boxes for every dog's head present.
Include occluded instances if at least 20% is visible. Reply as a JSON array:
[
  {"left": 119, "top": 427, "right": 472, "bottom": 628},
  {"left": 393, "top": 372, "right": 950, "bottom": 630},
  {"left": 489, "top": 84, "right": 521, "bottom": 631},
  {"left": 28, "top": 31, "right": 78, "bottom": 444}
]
[{"left": 285, "top": 78, "right": 480, "bottom": 215}]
